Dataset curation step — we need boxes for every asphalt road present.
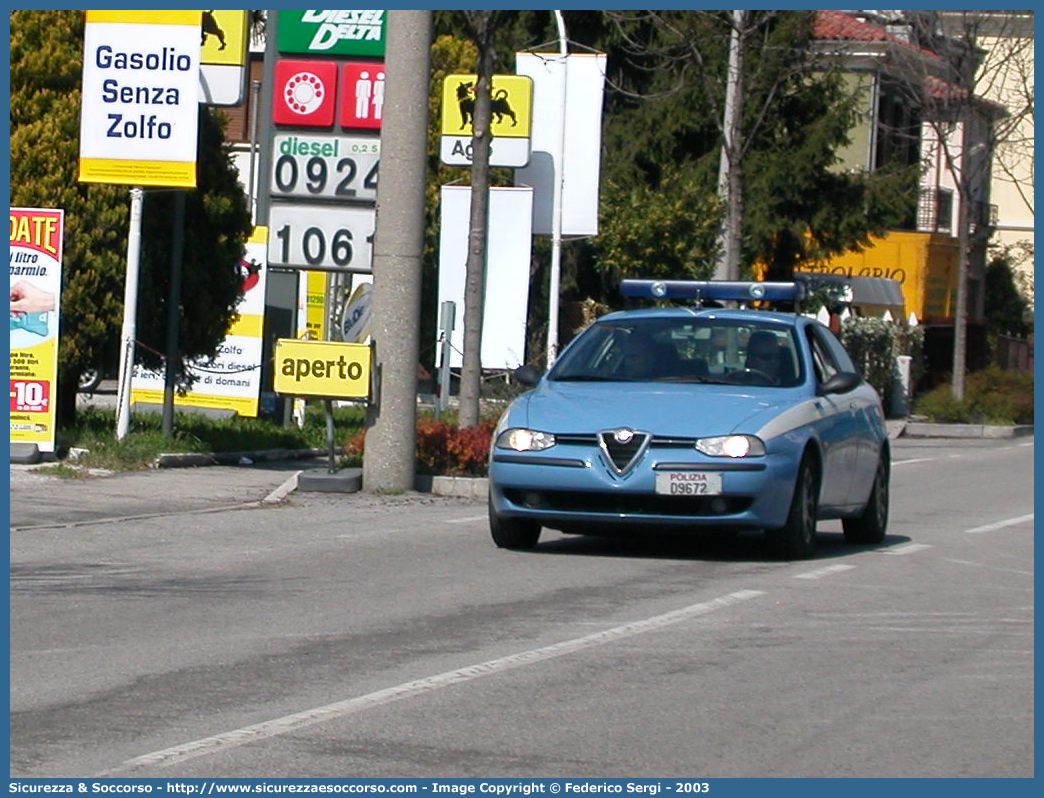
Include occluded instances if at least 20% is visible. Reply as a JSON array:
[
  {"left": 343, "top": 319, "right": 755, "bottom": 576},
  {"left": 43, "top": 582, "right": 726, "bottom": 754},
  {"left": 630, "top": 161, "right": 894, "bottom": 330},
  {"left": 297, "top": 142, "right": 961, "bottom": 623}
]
[{"left": 9, "top": 436, "right": 1034, "bottom": 778}]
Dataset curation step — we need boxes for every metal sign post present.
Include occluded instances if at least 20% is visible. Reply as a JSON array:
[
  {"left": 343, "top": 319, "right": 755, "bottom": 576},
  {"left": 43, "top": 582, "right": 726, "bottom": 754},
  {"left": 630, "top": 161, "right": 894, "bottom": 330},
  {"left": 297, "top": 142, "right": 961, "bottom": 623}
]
[
  {"left": 115, "top": 187, "right": 144, "bottom": 440},
  {"left": 436, "top": 300, "right": 455, "bottom": 420}
]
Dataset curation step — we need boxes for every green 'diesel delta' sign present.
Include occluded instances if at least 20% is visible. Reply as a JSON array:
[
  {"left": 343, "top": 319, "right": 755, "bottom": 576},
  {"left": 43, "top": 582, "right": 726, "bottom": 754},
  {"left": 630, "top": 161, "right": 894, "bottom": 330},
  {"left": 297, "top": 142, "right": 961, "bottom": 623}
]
[{"left": 278, "top": 10, "right": 386, "bottom": 57}]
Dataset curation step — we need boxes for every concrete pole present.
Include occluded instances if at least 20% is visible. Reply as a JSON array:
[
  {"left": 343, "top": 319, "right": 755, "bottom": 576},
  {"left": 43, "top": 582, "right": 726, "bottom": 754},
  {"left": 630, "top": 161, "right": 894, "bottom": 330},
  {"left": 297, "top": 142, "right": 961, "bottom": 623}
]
[{"left": 362, "top": 10, "right": 433, "bottom": 493}]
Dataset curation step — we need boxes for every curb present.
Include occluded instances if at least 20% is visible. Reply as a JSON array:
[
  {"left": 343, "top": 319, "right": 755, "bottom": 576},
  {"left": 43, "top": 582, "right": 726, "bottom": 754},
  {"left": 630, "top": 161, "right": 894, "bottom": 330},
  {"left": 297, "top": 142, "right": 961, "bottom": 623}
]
[
  {"left": 154, "top": 448, "right": 327, "bottom": 468},
  {"left": 902, "top": 422, "right": 1033, "bottom": 439},
  {"left": 415, "top": 474, "right": 489, "bottom": 499},
  {"left": 155, "top": 449, "right": 489, "bottom": 499}
]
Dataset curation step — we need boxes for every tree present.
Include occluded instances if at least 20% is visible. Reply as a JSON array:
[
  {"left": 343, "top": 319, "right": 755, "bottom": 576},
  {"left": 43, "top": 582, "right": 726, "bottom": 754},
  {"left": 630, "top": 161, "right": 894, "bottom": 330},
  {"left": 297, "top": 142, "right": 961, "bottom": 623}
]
[
  {"left": 984, "top": 245, "right": 1032, "bottom": 337},
  {"left": 593, "top": 11, "right": 916, "bottom": 293},
  {"left": 888, "top": 11, "right": 1026, "bottom": 399},
  {"left": 10, "top": 10, "right": 253, "bottom": 427}
]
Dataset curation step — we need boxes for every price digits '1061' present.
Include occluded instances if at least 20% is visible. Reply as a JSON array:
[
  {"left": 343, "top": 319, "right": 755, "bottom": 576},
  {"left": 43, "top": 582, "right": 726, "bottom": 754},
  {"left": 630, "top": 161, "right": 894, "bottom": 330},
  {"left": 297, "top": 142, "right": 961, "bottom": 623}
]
[{"left": 274, "top": 224, "right": 373, "bottom": 269}]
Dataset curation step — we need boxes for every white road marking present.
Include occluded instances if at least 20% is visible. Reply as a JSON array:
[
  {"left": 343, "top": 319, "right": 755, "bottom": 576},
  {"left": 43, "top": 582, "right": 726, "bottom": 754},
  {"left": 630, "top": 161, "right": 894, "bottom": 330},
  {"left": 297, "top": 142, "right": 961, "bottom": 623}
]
[
  {"left": 99, "top": 589, "right": 765, "bottom": 776},
  {"left": 883, "top": 543, "right": 933, "bottom": 555},
  {"left": 942, "top": 558, "right": 1034, "bottom": 577},
  {"left": 892, "top": 457, "right": 936, "bottom": 466},
  {"left": 446, "top": 514, "right": 487, "bottom": 524},
  {"left": 965, "top": 513, "right": 1034, "bottom": 534},
  {"left": 794, "top": 564, "right": 856, "bottom": 580}
]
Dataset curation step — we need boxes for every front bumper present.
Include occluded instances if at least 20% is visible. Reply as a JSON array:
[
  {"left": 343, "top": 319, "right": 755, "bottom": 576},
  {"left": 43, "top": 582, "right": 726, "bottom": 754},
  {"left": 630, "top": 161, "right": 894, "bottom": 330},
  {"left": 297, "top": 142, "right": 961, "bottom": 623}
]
[{"left": 489, "top": 442, "right": 800, "bottom": 531}]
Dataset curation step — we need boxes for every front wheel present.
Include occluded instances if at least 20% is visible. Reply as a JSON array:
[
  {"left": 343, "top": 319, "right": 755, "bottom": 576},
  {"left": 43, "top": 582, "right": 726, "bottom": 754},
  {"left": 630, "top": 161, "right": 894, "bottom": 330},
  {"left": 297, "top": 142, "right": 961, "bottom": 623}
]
[
  {"left": 766, "top": 455, "right": 818, "bottom": 559},
  {"left": 843, "top": 452, "right": 889, "bottom": 544},
  {"left": 489, "top": 496, "right": 541, "bottom": 550}
]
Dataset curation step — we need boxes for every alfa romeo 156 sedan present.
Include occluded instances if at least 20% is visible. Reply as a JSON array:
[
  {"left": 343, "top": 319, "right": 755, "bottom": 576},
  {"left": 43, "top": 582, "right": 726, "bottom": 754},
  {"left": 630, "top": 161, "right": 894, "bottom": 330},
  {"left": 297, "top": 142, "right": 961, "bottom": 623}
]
[{"left": 488, "top": 280, "right": 890, "bottom": 559}]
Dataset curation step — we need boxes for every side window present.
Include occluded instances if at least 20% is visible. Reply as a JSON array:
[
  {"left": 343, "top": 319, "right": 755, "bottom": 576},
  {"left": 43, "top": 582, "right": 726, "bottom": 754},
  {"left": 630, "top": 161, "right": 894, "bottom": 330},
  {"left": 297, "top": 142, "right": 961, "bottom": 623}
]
[
  {"left": 818, "top": 327, "right": 858, "bottom": 373},
  {"left": 806, "top": 327, "right": 840, "bottom": 385}
]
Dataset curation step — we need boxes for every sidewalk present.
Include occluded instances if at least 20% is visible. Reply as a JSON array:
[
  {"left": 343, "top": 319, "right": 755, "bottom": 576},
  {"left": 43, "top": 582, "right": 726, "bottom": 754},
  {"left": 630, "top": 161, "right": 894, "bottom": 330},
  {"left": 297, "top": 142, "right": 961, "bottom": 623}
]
[
  {"left": 9, "top": 456, "right": 320, "bottom": 530},
  {"left": 886, "top": 419, "right": 1033, "bottom": 439}
]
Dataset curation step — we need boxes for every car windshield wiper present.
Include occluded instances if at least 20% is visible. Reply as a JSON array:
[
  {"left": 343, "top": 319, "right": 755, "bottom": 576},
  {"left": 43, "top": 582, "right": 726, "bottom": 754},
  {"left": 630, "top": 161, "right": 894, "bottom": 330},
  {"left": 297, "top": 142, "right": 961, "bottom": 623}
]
[
  {"left": 551, "top": 374, "right": 615, "bottom": 382},
  {"left": 678, "top": 376, "right": 734, "bottom": 384}
]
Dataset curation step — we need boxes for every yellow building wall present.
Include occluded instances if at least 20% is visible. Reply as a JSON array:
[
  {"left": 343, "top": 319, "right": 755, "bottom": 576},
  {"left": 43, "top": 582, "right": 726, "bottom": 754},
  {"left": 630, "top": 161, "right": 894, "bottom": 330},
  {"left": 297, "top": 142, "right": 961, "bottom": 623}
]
[{"left": 802, "top": 231, "right": 959, "bottom": 321}]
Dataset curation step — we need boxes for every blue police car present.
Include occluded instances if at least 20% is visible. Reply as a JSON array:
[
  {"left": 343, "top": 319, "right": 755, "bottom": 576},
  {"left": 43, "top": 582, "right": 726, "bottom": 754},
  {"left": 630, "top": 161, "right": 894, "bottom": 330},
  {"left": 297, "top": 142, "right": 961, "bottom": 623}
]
[{"left": 488, "top": 280, "right": 890, "bottom": 559}]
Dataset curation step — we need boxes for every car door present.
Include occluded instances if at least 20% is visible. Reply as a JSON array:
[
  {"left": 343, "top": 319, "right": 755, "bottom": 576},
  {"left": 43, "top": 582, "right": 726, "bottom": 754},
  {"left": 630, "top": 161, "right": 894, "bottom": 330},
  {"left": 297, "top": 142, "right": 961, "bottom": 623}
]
[
  {"left": 805, "top": 326, "right": 857, "bottom": 508},
  {"left": 815, "top": 324, "right": 883, "bottom": 506}
]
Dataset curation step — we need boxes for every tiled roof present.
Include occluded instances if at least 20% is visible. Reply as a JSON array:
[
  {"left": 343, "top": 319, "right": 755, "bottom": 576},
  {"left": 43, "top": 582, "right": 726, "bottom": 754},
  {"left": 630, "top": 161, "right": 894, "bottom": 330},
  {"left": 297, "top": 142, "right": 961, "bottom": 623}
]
[
  {"left": 813, "top": 9, "right": 942, "bottom": 61},
  {"left": 813, "top": 10, "right": 1005, "bottom": 114}
]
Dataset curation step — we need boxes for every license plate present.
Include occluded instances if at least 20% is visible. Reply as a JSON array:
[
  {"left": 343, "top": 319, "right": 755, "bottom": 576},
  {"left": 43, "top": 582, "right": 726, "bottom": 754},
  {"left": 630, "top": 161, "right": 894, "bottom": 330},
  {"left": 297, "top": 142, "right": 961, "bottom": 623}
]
[{"left": 655, "top": 471, "right": 723, "bottom": 496}]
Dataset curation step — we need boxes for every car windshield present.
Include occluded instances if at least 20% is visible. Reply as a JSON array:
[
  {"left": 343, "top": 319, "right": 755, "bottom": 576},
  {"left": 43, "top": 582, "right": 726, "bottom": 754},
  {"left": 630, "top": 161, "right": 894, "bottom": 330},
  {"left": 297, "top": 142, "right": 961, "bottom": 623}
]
[{"left": 549, "top": 317, "right": 803, "bottom": 388}]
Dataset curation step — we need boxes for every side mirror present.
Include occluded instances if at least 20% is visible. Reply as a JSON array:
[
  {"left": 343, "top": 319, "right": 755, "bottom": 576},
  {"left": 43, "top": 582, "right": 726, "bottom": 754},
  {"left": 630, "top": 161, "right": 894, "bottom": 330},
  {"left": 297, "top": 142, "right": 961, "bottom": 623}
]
[
  {"left": 513, "top": 364, "right": 542, "bottom": 387},
  {"left": 819, "top": 371, "right": 861, "bottom": 395}
]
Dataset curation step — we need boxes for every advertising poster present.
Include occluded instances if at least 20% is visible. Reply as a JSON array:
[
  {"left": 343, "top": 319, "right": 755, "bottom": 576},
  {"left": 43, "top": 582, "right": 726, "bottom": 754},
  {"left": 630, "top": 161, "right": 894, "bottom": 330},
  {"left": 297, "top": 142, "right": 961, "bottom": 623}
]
[
  {"left": 77, "top": 10, "right": 202, "bottom": 188},
  {"left": 131, "top": 228, "right": 269, "bottom": 417},
  {"left": 10, "top": 208, "right": 64, "bottom": 453}
]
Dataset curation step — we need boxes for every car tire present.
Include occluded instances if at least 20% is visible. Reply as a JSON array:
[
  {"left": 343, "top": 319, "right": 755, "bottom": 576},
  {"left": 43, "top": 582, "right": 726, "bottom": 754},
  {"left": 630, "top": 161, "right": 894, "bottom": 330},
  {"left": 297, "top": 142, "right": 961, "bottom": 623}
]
[
  {"left": 767, "top": 455, "right": 818, "bottom": 559},
  {"left": 78, "top": 368, "right": 103, "bottom": 393},
  {"left": 843, "top": 451, "right": 889, "bottom": 544},
  {"left": 489, "top": 496, "right": 541, "bottom": 550}
]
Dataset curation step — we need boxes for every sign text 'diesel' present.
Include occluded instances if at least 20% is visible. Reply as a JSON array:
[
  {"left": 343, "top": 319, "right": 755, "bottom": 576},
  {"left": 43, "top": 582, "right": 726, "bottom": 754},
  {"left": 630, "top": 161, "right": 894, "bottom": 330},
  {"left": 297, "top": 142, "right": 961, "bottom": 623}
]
[{"left": 271, "top": 133, "right": 379, "bottom": 202}]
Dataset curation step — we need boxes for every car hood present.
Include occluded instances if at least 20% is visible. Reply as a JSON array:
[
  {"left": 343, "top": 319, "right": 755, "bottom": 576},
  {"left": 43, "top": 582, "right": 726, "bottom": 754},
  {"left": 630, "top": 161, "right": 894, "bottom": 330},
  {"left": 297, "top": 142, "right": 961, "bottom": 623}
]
[{"left": 514, "top": 381, "right": 805, "bottom": 439}]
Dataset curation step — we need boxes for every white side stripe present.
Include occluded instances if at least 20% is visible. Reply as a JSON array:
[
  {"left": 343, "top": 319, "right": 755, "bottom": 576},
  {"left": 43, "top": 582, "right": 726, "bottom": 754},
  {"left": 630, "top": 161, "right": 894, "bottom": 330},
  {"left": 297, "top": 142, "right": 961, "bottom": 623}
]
[
  {"left": 99, "top": 589, "right": 764, "bottom": 776},
  {"left": 965, "top": 514, "right": 1034, "bottom": 534}
]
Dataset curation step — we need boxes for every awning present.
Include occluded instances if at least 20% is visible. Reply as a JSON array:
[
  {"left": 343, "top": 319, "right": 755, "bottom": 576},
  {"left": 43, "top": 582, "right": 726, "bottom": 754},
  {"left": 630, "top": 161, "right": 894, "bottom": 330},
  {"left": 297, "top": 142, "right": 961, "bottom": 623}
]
[{"left": 795, "top": 272, "right": 904, "bottom": 311}]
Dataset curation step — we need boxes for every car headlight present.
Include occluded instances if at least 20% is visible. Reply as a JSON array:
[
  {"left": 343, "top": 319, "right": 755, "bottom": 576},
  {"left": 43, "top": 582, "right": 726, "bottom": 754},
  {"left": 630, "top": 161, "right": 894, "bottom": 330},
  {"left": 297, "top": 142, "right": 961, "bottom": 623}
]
[
  {"left": 695, "top": 435, "right": 766, "bottom": 458},
  {"left": 496, "top": 428, "right": 557, "bottom": 452}
]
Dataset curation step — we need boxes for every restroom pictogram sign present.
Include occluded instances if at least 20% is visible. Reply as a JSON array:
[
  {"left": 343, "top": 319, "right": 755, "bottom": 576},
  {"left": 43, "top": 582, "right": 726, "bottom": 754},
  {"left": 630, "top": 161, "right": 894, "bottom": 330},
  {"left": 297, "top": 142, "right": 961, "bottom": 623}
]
[
  {"left": 273, "top": 59, "right": 337, "bottom": 127},
  {"left": 340, "top": 62, "right": 385, "bottom": 130}
]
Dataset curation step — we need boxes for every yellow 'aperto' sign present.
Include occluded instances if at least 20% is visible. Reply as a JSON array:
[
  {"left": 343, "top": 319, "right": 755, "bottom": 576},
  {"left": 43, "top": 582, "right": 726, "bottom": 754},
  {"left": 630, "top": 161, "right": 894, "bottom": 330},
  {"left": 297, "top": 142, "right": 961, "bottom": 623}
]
[
  {"left": 273, "top": 339, "right": 371, "bottom": 399},
  {"left": 440, "top": 75, "right": 533, "bottom": 138}
]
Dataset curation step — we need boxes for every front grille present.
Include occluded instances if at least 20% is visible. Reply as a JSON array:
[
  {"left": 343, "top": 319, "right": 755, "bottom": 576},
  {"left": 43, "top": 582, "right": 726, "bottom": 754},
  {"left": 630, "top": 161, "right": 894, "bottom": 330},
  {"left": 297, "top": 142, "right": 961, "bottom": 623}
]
[
  {"left": 597, "top": 429, "right": 650, "bottom": 474},
  {"left": 504, "top": 488, "right": 752, "bottom": 518},
  {"left": 556, "top": 434, "right": 698, "bottom": 450}
]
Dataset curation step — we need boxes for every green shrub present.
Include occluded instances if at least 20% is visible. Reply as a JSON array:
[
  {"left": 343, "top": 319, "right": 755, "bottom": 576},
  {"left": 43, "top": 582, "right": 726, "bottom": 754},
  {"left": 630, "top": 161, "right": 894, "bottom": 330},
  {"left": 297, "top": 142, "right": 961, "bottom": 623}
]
[
  {"left": 913, "top": 366, "right": 1034, "bottom": 425},
  {"left": 58, "top": 404, "right": 367, "bottom": 471},
  {"left": 840, "top": 317, "right": 924, "bottom": 416}
]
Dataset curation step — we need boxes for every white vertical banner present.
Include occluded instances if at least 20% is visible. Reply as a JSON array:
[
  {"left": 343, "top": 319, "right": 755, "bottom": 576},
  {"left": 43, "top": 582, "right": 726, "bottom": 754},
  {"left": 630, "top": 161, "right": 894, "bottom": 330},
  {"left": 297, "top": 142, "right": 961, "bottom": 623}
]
[
  {"left": 438, "top": 186, "right": 534, "bottom": 369},
  {"left": 514, "top": 52, "right": 606, "bottom": 236}
]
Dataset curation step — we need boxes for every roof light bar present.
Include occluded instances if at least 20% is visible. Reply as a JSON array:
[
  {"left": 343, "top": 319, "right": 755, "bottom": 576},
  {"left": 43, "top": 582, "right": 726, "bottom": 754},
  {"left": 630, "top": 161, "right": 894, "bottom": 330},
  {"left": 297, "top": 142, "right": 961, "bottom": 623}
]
[{"left": 620, "top": 279, "right": 805, "bottom": 303}]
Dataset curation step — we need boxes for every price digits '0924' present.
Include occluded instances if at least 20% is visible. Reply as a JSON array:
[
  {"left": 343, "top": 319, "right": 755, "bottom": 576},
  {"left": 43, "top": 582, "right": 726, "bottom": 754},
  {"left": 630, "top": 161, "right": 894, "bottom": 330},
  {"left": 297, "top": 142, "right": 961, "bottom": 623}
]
[{"left": 273, "top": 154, "right": 378, "bottom": 200}]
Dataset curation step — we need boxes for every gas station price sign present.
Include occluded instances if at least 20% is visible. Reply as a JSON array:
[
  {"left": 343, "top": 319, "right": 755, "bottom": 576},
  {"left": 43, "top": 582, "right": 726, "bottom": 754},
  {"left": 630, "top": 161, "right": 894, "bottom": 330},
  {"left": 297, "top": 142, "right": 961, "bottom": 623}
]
[
  {"left": 268, "top": 202, "right": 374, "bottom": 272},
  {"left": 271, "top": 133, "right": 380, "bottom": 203}
]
